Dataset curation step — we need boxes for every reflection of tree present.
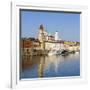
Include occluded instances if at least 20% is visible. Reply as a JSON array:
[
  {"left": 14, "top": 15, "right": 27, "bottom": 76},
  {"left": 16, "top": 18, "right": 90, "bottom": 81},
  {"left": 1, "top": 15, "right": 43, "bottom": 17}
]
[{"left": 38, "top": 56, "right": 45, "bottom": 77}]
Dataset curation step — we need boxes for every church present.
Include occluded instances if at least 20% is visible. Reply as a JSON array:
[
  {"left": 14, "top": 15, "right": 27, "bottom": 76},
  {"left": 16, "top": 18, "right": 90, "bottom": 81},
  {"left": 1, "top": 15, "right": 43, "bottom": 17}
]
[{"left": 38, "top": 24, "right": 65, "bottom": 51}]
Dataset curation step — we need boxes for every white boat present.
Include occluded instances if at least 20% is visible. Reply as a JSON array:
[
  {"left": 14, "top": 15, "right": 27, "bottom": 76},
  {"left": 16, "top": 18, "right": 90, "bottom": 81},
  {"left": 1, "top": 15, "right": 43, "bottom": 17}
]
[
  {"left": 75, "top": 51, "right": 79, "bottom": 54},
  {"left": 48, "top": 50, "right": 57, "bottom": 56},
  {"left": 48, "top": 50, "right": 61, "bottom": 56}
]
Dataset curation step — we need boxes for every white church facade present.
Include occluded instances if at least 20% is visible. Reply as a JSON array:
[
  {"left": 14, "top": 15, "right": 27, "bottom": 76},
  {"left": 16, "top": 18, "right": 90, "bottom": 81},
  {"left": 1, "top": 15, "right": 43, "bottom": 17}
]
[{"left": 38, "top": 24, "right": 65, "bottom": 51}]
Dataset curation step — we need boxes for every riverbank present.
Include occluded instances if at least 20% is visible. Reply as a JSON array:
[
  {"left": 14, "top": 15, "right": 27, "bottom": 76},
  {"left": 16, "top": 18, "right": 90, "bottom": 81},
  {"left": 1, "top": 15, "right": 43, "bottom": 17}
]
[{"left": 21, "top": 49, "right": 80, "bottom": 56}]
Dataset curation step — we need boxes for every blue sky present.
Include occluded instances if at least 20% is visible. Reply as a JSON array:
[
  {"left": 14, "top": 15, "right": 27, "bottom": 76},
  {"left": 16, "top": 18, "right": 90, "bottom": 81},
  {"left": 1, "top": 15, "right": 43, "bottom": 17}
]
[{"left": 20, "top": 10, "right": 80, "bottom": 42}]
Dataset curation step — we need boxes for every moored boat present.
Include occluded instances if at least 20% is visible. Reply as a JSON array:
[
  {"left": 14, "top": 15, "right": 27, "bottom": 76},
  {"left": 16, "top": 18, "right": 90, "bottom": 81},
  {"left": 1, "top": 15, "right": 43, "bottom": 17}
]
[
  {"left": 48, "top": 50, "right": 62, "bottom": 56},
  {"left": 61, "top": 50, "right": 69, "bottom": 56},
  {"left": 48, "top": 50, "right": 57, "bottom": 56}
]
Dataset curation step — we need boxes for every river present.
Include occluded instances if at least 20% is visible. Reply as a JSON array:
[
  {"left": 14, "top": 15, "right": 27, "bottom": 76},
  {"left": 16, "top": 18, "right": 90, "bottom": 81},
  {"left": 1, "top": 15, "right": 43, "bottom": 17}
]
[{"left": 20, "top": 53, "right": 80, "bottom": 79}]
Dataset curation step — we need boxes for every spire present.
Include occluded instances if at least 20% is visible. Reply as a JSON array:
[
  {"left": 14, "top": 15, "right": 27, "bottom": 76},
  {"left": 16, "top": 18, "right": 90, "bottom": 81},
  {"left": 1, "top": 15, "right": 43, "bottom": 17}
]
[{"left": 39, "top": 24, "right": 44, "bottom": 30}]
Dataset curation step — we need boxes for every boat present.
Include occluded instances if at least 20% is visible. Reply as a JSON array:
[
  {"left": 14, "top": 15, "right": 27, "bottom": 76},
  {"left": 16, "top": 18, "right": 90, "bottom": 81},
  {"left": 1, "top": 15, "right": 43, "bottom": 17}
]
[
  {"left": 48, "top": 50, "right": 57, "bottom": 56},
  {"left": 61, "top": 50, "right": 69, "bottom": 56},
  {"left": 75, "top": 51, "right": 80, "bottom": 54},
  {"left": 48, "top": 50, "right": 62, "bottom": 56}
]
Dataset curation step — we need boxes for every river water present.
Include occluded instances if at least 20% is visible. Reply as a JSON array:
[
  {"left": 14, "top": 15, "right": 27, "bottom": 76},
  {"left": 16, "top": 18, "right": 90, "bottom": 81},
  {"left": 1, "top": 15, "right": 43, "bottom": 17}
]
[{"left": 20, "top": 53, "right": 80, "bottom": 79}]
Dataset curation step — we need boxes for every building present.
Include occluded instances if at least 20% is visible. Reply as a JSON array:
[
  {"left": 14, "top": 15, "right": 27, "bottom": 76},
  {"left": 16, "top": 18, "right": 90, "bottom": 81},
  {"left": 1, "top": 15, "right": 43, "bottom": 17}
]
[
  {"left": 21, "top": 38, "right": 41, "bottom": 55},
  {"left": 64, "top": 41, "right": 80, "bottom": 51},
  {"left": 21, "top": 24, "right": 80, "bottom": 56},
  {"left": 55, "top": 31, "right": 59, "bottom": 41},
  {"left": 38, "top": 24, "right": 46, "bottom": 50},
  {"left": 48, "top": 35, "right": 55, "bottom": 41},
  {"left": 38, "top": 24, "right": 64, "bottom": 51}
]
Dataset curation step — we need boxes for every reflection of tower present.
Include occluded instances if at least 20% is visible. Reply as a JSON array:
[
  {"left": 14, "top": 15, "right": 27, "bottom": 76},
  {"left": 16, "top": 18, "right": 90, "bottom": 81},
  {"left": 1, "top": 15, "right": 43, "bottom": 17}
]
[
  {"left": 55, "top": 31, "right": 59, "bottom": 41},
  {"left": 38, "top": 56, "right": 45, "bottom": 77},
  {"left": 38, "top": 24, "right": 46, "bottom": 50}
]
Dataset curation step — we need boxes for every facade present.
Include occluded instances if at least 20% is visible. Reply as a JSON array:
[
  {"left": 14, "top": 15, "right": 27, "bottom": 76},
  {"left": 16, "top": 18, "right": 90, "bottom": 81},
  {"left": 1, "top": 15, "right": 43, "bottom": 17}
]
[
  {"left": 48, "top": 35, "right": 55, "bottom": 41},
  {"left": 38, "top": 24, "right": 63, "bottom": 51},
  {"left": 21, "top": 38, "right": 41, "bottom": 55},
  {"left": 45, "top": 41, "right": 65, "bottom": 51},
  {"left": 38, "top": 24, "right": 46, "bottom": 50},
  {"left": 64, "top": 41, "right": 80, "bottom": 51}
]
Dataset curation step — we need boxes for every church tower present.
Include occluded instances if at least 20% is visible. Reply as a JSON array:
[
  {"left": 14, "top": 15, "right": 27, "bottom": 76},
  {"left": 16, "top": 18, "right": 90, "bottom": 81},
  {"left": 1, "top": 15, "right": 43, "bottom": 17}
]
[
  {"left": 38, "top": 24, "right": 46, "bottom": 50},
  {"left": 55, "top": 31, "right": 59, "bottom": 41}
]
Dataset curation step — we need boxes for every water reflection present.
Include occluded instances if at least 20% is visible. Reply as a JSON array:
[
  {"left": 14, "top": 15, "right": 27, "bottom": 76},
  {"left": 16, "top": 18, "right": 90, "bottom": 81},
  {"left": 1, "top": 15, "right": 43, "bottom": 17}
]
[{"left": 21, "top": 53, "right": 80, "bottom": 78}]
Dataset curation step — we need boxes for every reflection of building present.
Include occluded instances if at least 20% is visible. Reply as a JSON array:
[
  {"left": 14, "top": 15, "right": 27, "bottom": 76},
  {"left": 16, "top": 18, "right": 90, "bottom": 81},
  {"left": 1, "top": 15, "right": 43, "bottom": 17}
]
[{"left": 38, "top": 56, "right": 45, "bottom": 77}]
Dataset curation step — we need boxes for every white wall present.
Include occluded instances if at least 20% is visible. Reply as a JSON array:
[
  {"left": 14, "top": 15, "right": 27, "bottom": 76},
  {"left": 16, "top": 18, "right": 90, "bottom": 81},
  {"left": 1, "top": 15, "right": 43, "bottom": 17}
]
[{"left": 0, "top": 0, "right": 89, "bottom": 90}]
